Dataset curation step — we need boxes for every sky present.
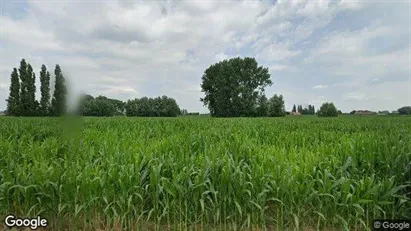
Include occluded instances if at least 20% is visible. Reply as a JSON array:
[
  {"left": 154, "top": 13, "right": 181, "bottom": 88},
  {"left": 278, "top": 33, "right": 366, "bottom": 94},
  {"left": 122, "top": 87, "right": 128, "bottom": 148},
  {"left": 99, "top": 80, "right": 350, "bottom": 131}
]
[{"left": 0, "top": 0, "right": 410, "bottom": 113}]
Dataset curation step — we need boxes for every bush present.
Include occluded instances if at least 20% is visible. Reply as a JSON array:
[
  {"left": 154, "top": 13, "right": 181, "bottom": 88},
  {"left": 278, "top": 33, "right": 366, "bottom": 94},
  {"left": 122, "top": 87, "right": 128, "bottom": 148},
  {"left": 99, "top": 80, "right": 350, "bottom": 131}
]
[
  {"left": 398, "top": 106, "right": 411, "bottom": 115},
  {"left": 78, "top": 95, "right": 125, "bottom": 116},
  {"left": 317, "top": 102, "right": 338, "bottom": 117},
  {"left": 83, "top": 99, "right": 116, "bottom": 117},
  {"left": 125, "top": 96, "right": 181, "bottom": 117},
  {"left": 267, "top": 94, "right": 286, "bottom": 117}
]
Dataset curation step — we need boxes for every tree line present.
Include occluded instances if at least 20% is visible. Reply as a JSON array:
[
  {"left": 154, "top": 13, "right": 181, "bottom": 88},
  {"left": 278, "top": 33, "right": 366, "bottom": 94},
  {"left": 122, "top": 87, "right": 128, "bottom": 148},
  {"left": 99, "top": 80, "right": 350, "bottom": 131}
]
[
  {"left": 76, "top": 94, "right": 182, "bottom": 117},
  {"left": 6, "top": 59, "right": 183, "bottom": 117},
  {"left": 76, "top": 95, "right": 182, "bottom": 117},
  {"left": 350, "top": 107, "right": 411, "bottom": 115},
  {"left": 200, "top": 57, "right": 341, "bottom": 117},
  {"left": 291, "top": 104, "right": 316, "bottom": 115},
  {"left": 14, "top": 57, "right": 408, "bottom": 118},
  {"left": 398, "top": 106, "right": 411, "bottom": 115},
  {"left": 200, "top": 57, "right": 287, "bottom": 117},
  {"left": 77, "top": 95, "right": 126, "bottom": 117},
  {"left": 6, "top": 59, "right": 67, "bottom": 116}
]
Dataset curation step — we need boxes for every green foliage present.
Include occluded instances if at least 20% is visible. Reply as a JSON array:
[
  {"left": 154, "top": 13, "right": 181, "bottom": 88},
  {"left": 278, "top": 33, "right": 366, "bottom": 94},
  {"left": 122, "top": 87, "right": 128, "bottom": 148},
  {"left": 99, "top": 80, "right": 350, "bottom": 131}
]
[
  {"left": 397, "top": 106, "right": 411, "bottom": 115},
  {"left": 181, "top": 111, "right": 201, "bottom": 116},
  {"left": 187, "top": 112, "right": 200, "bottom": 115},
  {"left": 51, "top": 65, "right": 67, "bottom": 116},
  {"left": 318, "top": 102, "right": 339, "bottom": 117},
  {"left": 0, "top": 116, "right": 410, "bottom": 230},
  {"left": 298, "top": 104, "right": 316, "bottom": 115},
  {"left": 308, "top": 105, "right": 315, "bottom": 115},
  {"left": 18, "top": 59, "right": 38, "bottom": 116},
  {"left": 6, "top": 59, "right": 58, "bottom": 117},
  {"left": 6, "top": 68, "right": 20, "bottom": 116},
  {"left": 268, "top": 94, "right": 286, "bottom": 117},
  {"left": 126, "top": 96, "right": 181, "bottom": 117},
  {"left": 256, "top": 94, "right": 269, "bottom": 117},
  {"left": 292, "top": 104, "right": 296, "bottom": 112},
  {"left": 297, "top": 105, "right": 303, "bottom": 113},
  {"left": 181, "top": 109, "right": 188, "bottom": 115},
  {"left": 39, "top": 65, "right": 51, "bottom": 116},
  {"left": 78, "top": 95, "right": 125, "bottom": 116},
  {"left": 95, "top": 96, "right": 125, "bottom": 115},
  {"left": 84, "top": 98, "right": 116, "bottom": 117},
  {"left": 27, "top": 64, "right": 38, "bottom": 115},
  {"left": 200, "top": 57, "right": 272, "bottom": 117},
  {"left": 75, "top": 94, "right": 94, "bottom": 115}
]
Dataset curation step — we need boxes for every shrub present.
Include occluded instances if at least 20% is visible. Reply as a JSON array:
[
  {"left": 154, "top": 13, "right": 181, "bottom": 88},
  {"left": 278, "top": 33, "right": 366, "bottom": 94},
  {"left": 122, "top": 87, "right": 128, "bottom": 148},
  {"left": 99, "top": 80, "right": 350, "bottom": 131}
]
[{"left": 317, "top": 102, "right": 338, "bottom": 117}]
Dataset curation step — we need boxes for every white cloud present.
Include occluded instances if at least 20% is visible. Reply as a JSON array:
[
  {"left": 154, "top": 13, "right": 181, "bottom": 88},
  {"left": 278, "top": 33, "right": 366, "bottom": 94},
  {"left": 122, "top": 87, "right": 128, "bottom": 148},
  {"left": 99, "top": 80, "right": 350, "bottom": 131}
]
[
  {"left": 106, "top": 87, "right": 138, "bottom": 95},
  {"left": 343, "top": 92, "right": 368, "bottom": 101},
  {"left": 0, "top": 16, "right": 64, "bottom": 52},
  {"left": 257, "top": 41, "right": 301, "bottom": 61},
  {"left": 214, "top": 53, "right": 230, "bottom": 62},
  {"left": 297, "top": 0, "right": 331, "bottom": 17},
  {"left": 0, "top": 0, "right": 409, "bottom": 112},
  {"left": 0, "top": 83, "right": 8, "bottom": 90},
  {"left": 270, "top": 64, "right": 288, "bottom": 72},
  {"left": 338, "top": 0, "right": 365, "bottom": 10},
  {"left": 313, "top": 85, "right": 328, "bottom": 89}
]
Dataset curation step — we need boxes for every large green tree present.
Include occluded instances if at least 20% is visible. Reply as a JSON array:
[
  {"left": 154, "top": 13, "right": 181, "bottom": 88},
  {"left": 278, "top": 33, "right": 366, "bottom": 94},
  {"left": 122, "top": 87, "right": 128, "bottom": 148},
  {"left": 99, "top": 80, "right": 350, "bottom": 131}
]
[
  {"left": 108, "top": 98, "right": 125, "bottom": 115},
  {"left": 83, "top": 97, "right": 116, "bottom": 117},
  {"left": 81, "top": 95, "right": 126, "bottom": 116},
  {"left": 397, "top": 106, "right": 411, "bottom": 115},
  {"left": 51, "top": 65, "right": 67, "bottom": 116},
  {"left": 125, "top": 96, "right": 181, "bottom": 117},
  {"left": 18, "top": 59, "right": 29, "bottom": 116},
  {"left": 300, "top": 104, "right": 315, "bottom": 115},
  {"left": 318, "top": 102, "right": 338, "bottom": 117},
  {"left": 6, "top": 68, "right": 20, "bottom": 116},
  {"left": 256, "top": 94, "right": 269, "bottom": 117},
  {"left": 309, "top": 105, "right": 315, "bottom": 115},
  {"left": 268, "top": 94, "right": 286, "bottom": 117},
  {"left": 297, "top": 105, "right": 303, "bottom": 113},
  {"left": 27, "top": 63, "right": 38, "bottom": 115},
  {"left": 200, "top": 57, "right": 272, "bottom": 117},
  {"left": 39, "top": 65, "right": 51, "bottom": 116},
  {"left": 18, "top": 60, "right": 38, "bottom": 116},
  {"left": 76, "top": 94, "right": 94, "bottom": 115},
  {"left": 17, "top": 60, "right": 37, "bottom": 116}
]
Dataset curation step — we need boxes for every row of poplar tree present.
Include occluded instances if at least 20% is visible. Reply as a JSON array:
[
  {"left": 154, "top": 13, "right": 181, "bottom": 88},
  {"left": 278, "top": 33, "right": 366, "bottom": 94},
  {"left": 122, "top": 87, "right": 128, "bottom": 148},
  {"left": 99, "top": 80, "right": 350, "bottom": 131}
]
[
  {"left": 6, "top": 59, "right": 67, "bottom": 116},
  {"left": 291, "top": 104, "right": 316, "bottom": 115}
]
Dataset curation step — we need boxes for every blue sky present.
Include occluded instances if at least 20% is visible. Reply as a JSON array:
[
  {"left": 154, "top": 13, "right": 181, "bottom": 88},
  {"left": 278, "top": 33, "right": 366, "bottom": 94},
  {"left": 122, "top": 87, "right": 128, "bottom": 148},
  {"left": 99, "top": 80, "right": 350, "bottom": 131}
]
[{"left": 0, "top": 0, "right": 410, "bottom": 113}]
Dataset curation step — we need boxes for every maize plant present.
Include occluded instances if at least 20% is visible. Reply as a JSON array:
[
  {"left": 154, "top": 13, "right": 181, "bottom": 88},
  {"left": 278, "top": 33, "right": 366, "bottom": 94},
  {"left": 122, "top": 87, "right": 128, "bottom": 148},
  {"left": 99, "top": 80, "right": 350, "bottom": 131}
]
[{"left": 0, "top": 116, "right": 410, "bottom": 230}]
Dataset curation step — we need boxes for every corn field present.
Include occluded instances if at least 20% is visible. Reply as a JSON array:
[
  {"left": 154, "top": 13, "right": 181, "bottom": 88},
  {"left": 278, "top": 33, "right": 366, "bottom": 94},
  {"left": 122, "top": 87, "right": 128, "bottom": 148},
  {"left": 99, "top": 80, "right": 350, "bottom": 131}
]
[{"left": 0, "top": 116, "right": 410, "bottom": 230}]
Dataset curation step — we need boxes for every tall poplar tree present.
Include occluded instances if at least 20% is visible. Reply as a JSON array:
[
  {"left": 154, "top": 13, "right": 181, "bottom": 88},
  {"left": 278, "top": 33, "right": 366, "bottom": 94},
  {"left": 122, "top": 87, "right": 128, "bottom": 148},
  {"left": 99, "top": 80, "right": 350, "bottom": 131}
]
[
  {"left": 268, "top": 94, "right": 286, "bottom": 117},
  {"left": 27, "top": 63, "right": 38, "bottom": 115},
  {"left": 297, "top": 105, "right": 303, "bottom": 113},
  {"left": 39, "top": 65, "right": 51, "bottom": 116},
  {"left": 51, "top": 65, "right": 67, "bottom": 116},
  {"left": 6, "top": 68, "right": 20, "bottom": 115},
  {"left": 19, "top": 59, "right": 29, "bottom": 116}
]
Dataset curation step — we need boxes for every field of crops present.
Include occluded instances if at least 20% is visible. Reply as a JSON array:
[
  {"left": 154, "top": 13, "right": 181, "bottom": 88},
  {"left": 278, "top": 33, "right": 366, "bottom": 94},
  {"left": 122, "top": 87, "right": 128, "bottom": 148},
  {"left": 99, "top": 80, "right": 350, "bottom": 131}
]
[{"left": 1, "top": 116, "right": 410, "bottom": 230}]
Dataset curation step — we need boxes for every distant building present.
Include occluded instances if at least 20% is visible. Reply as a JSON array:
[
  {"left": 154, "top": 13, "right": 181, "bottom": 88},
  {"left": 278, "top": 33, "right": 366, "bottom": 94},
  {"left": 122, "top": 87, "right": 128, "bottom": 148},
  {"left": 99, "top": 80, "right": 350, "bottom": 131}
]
[
  {"left": 353, "top": 110, "right": 377, "bottom": 115},
  {"left": 291, "top": 112, "right": 301, "bottom": 116},
  {"left": 378, "top": 110, "right": 390, "bottom": 115}
]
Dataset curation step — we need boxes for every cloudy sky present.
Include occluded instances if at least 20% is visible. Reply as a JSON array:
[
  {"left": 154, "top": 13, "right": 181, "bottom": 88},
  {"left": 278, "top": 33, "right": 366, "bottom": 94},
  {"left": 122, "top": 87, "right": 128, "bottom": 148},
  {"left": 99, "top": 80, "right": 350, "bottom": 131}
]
[{"left": 0, "top": 0, "right": 410, "bottom": 113}]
